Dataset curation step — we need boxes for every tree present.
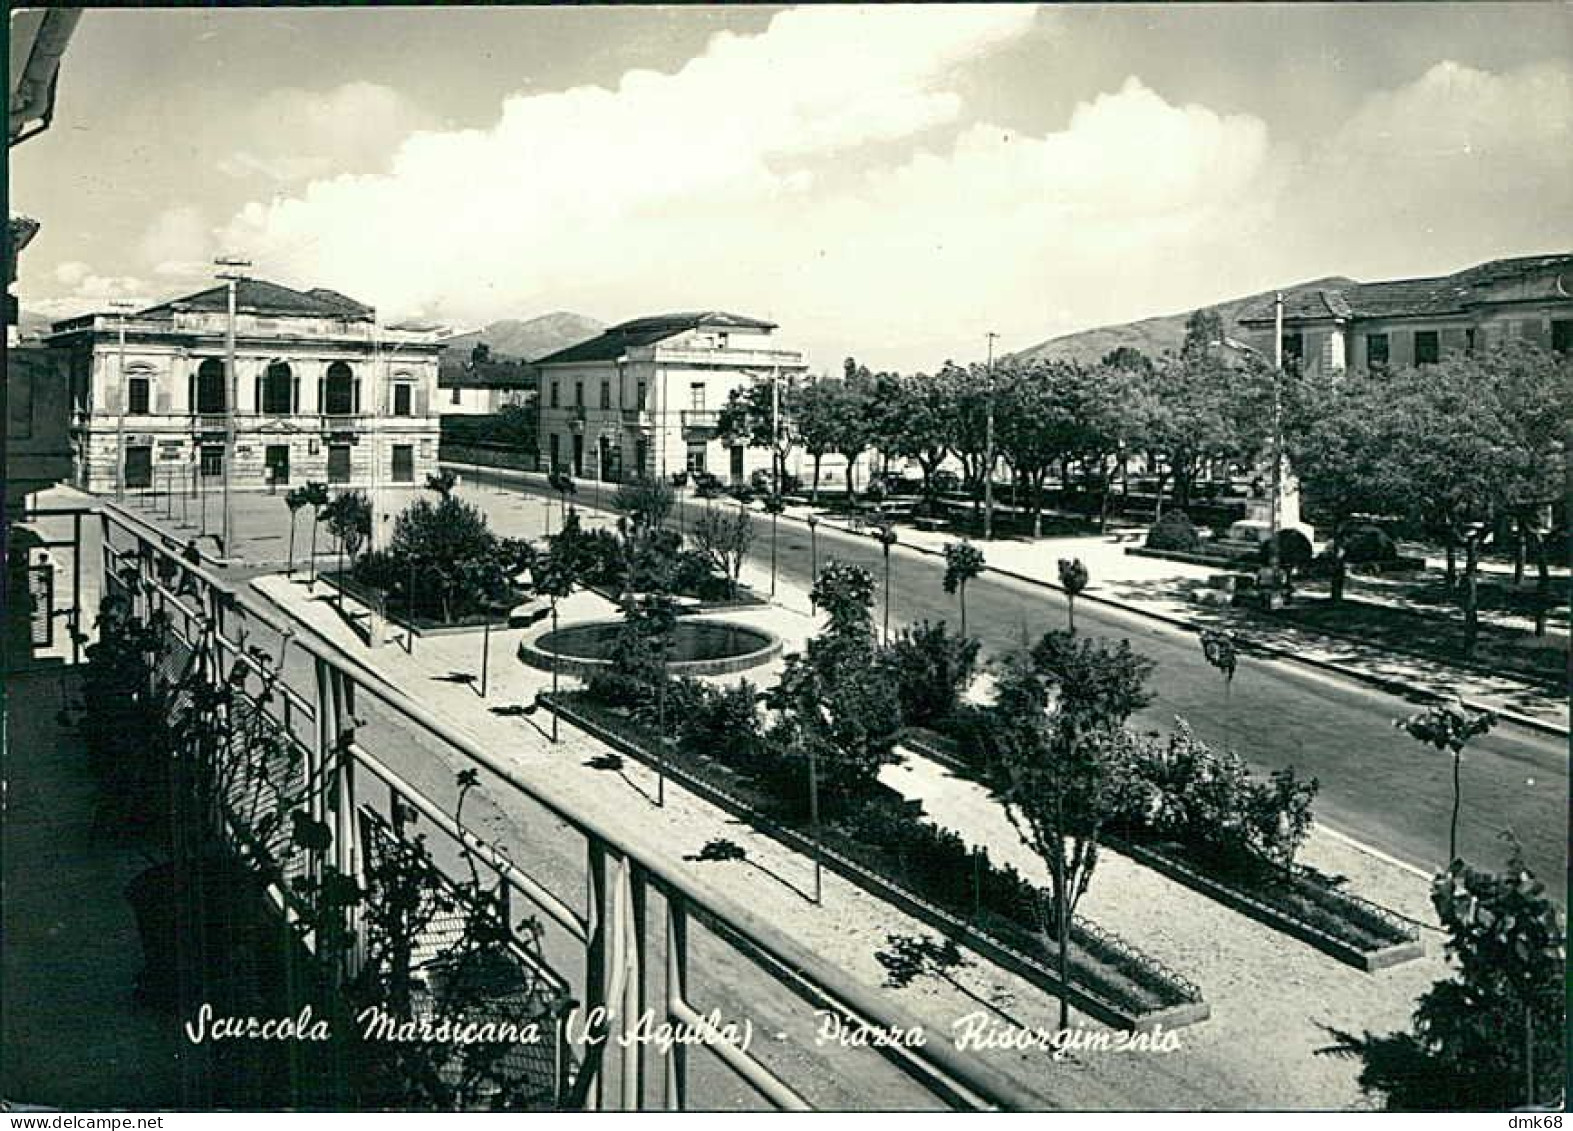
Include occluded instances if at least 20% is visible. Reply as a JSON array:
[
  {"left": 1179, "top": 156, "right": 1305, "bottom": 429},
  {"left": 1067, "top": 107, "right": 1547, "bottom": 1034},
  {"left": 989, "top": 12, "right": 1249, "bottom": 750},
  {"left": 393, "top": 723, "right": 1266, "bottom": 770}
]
[
  {"left": 717, "top": 375, "right": 800, "bottom": 493},
  {"left": 690, "top": 505, "right": 753, "bottom": 598},
  {"left": 300, "top": 481, "right": 331, "bottom": 586},
  {"left": 827, "top": 361, "right": 883, "bottom": 503},
  {"left": 980, "top": 632, "right": 1154, "bottom": 1031},
  {"left": 881, "top": 619, "right": 980, "bottom": 730},
  {"left": 1394, "top": 699, "right": 1497, "bottom": 864},
  {"left": 1057, "top": 558, "right": 1088, "bottom": 633},
  {"left": 944, "top": 361, "right": 997, "bottom": 524},
  {"left": 613, "top": 475, "right": 674, "bottom": 534},
  {"left": 941, "top": 539, "right": 986, "bottom": 638},
  {"left": 383, "top": 494, "right": 516, "bottom": 624},
  {"left": 1372, "top": 354, "right": 1525, "bottom": 654},
  {"left": 878, "top": 370, "right": 957, "bottom": 515},
  {"left": 1320, "top": 840, "right": 1565, "bottom": 1111},
  {"left": 1285, "top": 366, "right": 1405, "bottom": 603},
  {"left": 793, "top": 378, "right": 843, "bottom": 503},
  {"left": 425, "top": 469, "right": 459, "bottom": 497},
  {"left": 322, "top": 490, "right": 373, "bottom": 561},
  {"left": 284, "top": 487, "right": 307, "bottom": 576},
  {"left": 766, "top": 562, "right": 902, "bottom": 803},
  {"left": 992, "top": 360, "right": 1075, "bottom": 537}
]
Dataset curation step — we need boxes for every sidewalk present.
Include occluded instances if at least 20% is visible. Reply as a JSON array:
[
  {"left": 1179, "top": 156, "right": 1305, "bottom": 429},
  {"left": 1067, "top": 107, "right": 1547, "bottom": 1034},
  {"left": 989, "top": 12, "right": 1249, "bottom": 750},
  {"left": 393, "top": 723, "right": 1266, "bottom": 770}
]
[{"left": 250, "top": 568, "right": 1434, "bottom": 1110}]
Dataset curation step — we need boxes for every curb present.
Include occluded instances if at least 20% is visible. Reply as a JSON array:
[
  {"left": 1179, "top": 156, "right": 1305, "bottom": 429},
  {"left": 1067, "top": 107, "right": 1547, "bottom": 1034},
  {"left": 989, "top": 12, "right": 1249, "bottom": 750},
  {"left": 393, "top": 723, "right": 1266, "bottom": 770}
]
[{"left": 438, "top": 461, "right": 1566, "bottom": 739}]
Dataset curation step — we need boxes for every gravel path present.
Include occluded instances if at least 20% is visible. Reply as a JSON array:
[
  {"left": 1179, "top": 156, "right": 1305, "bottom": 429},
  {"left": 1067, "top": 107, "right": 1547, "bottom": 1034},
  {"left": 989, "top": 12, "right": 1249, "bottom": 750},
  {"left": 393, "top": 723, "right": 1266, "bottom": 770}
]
[{"left": 882, "top": 752, "right": 1451, "bottom": 1109}]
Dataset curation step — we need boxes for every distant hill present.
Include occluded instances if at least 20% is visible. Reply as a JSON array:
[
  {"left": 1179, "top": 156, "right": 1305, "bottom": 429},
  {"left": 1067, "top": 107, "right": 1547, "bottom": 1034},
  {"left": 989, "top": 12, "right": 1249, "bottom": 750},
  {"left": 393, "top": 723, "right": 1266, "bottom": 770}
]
[
  {"left": 441, "top": 312, "right": 604, "bottom": 363},
  {"left": 1009, "top": 277, "right": 1356, "bottom": 366}
]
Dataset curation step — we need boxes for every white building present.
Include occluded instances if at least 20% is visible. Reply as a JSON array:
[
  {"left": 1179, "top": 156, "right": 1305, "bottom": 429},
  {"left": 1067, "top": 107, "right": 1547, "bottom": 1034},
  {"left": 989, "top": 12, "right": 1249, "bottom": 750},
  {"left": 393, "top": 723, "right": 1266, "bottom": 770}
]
[
  {"left": 43, "top": 279, "right": 445, "bottom": 494},
  {"left": 534, "top": 312, "right": 806, "bottom": 484}
]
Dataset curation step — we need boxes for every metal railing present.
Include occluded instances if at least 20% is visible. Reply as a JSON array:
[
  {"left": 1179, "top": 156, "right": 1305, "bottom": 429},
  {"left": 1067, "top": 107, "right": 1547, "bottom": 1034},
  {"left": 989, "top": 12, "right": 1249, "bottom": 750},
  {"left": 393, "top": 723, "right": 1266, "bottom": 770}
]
[{"left": 77, "top": 500, "right": 1041, "bottom": 1111}]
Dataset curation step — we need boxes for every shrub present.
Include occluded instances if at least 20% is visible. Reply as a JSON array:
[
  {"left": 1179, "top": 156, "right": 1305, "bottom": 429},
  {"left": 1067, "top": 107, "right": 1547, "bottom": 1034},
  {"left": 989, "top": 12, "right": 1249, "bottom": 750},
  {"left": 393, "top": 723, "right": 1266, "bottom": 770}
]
[
  {"left": 1344, "top": 524, "right": 1398, "bottom": 564},
  {"left": 676, "top": 679, "right": 765, "bottom": 768},
  {"left": 1258, "top": 528, "right": 1314, "bottom": 573},
  {"left": 881, "top": 620, "right": 980, "bottom": 730},
  {"left": 1146, "top": 510, "right": 1202, "bottom": 552},
  {"left": 1114, "top": 720, "right": 1319, "bottom": 877}
]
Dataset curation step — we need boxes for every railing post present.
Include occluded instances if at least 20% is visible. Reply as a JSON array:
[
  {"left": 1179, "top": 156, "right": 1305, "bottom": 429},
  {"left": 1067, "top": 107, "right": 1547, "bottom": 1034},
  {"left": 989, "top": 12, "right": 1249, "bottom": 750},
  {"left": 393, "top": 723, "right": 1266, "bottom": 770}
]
[
  {"left": 621, "top": 862, "right": 646, "bottom": 1111},
  {"left": 583, "top": 839, "right": 609, "bottom": 1111},
  {"left": 664, "top": 894, "right": 689, "bottom": 1111}
]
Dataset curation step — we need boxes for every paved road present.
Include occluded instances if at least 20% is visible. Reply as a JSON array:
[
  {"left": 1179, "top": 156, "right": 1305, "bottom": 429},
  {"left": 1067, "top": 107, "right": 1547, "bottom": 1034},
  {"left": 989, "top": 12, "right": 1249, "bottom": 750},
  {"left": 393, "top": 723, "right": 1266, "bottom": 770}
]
[{"left": 594, "top": 485, "right": 1567, "bottom": 885}]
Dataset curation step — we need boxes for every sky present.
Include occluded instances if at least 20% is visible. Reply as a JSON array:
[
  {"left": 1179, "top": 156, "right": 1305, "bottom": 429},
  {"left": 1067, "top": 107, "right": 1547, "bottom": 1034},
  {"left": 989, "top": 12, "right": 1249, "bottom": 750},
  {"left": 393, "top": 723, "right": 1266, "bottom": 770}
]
[{"left": 11, "top": 3, "right": 1573, "bottom": 372}]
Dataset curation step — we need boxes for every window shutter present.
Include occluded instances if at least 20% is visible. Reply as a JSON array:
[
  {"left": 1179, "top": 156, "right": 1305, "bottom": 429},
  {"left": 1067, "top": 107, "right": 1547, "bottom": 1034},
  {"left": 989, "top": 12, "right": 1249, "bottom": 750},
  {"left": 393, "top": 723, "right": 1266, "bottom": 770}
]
[
  {"left": 292, "top": 375, "right": 301, "bottom": 414},
  {"left": 353, "top": 378, "right": 361, "bottom": 415},
  {"left": 188, "top": 373, "right": 197, "bottom": 413},
  {"left": 415, "top": 384, "right": 429, "bottom": 415},
  {"left": 254, "top": 375, "right": 263, "bottom": 413},
  {"left": 317, "top": 377, "right": 325, "bottom": 415}
]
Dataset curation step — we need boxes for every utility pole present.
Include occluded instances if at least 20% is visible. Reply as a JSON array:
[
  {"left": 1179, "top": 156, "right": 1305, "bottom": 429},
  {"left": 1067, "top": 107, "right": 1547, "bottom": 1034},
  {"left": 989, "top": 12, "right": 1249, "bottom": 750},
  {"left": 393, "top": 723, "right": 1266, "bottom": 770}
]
[
  {"left": 1268, "top": 292, "right": 1284, "bottom": 602},
  {"left": 983, "top": 331, "right": 999, "bottom": 541},
  {"left": 214, "top": 256, "right": 251, "bottom": 558},
  {"left": 109, "top": 299, "right": 136, "bottom": 501}
]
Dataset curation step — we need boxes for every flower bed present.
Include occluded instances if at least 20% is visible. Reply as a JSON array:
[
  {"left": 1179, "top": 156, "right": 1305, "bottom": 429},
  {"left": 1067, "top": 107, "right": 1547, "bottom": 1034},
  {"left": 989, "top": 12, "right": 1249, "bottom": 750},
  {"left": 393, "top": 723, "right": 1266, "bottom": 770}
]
[
  {"left": 548, "top": 691, "right": 1208, "bottom": 1029},
  {"left": 905, "top": 722, "right": 1422, "bottom": 969}
]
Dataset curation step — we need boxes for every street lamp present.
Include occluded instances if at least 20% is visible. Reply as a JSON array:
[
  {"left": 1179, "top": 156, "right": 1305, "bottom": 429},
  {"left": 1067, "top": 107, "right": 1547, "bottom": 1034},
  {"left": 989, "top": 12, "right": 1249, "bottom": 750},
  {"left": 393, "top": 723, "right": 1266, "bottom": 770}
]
[
  {"left": 763, "top": 493, "right": 785, "bottom": 598},
  {"left": 876, "top": 519, "right": 898, "bottom": 645},
  {"left": 806, "top": 513, "right": 819, "bottom": 606}
]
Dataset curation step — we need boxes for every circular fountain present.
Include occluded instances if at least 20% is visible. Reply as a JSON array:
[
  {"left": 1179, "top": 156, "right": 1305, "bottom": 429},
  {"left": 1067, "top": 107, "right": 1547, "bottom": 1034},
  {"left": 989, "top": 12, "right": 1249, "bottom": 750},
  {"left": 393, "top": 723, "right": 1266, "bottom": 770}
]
[{"left": 519, "top": 618, "right": 781, "bottom": 679}]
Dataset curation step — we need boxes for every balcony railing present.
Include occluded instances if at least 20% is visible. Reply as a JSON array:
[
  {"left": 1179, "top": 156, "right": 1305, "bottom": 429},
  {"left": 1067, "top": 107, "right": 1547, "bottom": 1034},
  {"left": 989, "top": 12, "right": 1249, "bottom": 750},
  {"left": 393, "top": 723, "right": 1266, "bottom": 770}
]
[
  {"left": 50, "top": 500, "right": 1039, "bottom": 1112},
  {"left": 680, "top": 410, "right": 721, "bottom": 434}
]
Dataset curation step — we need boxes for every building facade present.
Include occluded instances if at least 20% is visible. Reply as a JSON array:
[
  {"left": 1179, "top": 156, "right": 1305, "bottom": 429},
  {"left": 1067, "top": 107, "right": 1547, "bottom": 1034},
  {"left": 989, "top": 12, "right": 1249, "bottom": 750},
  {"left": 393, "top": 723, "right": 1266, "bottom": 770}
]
[
  {"left": 534, "top": 312, "right": 807, "bottom": 484},
  {"left": 438, "top": 345, "right": 537, "bottom": 415},
  {"left": 1237, "top": 253, "right": 1573, "bottom": 376},
  {"left": 44, "top": 279, "right": 445, "bottom": 495}
]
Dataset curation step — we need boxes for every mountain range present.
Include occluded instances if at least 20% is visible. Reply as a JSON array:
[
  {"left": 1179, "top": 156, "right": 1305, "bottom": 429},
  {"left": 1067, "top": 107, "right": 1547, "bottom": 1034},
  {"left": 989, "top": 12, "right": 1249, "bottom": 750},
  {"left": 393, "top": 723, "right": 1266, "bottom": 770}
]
[
  {"left": 1008, "top": 277, "right": 1357, "bottom": 366},
  {"left": 439, "top": 312, "right": 605, "bottom": 362}
]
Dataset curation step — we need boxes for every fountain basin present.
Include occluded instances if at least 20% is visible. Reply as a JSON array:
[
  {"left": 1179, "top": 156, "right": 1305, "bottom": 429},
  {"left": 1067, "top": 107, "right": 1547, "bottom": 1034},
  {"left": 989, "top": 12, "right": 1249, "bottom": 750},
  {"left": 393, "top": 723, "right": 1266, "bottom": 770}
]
[{"left": 519, "top": 618, "right": 781, "bottom": 679}]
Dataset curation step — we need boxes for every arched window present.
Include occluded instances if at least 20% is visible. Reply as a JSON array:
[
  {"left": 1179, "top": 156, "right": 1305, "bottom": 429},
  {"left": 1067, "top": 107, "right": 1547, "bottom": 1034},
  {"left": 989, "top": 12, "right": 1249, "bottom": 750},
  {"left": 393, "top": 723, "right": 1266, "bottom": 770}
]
[
  {"left": 260, "top": 362, "right": 294, "bottom": 415},
  {"left": 195, "top": 358, "right": 226, "bottom": 414},
  {"left": 323, "top": 361, "right": 356, "bottom": 416}
]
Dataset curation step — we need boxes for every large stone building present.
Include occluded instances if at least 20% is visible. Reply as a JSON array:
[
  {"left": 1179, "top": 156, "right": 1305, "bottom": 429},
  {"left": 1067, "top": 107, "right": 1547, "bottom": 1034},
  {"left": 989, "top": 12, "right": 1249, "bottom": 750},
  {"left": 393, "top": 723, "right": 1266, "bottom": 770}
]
[
  {"left": 43, "top": 279, "right": 445, "bottom": 494},
  {"left": 534, "top": 311, "right": 806, "bottom": 484},
  {"left": 1237, "top": 252, "right": 1573, "bottom": 376}
]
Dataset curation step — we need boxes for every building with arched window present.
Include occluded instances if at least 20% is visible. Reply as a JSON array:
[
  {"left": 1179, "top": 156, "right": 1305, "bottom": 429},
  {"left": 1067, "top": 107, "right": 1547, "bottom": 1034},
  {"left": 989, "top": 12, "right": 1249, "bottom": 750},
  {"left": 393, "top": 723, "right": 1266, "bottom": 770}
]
[{"left": 43, "top": 278, "right": 445, "bottom": 493}]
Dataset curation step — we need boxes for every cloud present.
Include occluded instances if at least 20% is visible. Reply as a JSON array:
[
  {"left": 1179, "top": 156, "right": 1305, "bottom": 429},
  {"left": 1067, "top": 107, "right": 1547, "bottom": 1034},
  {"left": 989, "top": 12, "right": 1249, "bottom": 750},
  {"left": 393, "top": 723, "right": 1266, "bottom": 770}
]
[
  {"left": 209, "top": 9, "right": 1572, "bottom": 370},
  {"left": 29, "top": 267, "right": 153, "bottom": 319},
  {"left": 1280, "top": 59, "right": 1573, "bottom": 277},
  {"left": 140, "top": 204, "right": 214, "bottom": 277},
  {"left": 217, "top": 80, "right": 436, "bottom": 186}
]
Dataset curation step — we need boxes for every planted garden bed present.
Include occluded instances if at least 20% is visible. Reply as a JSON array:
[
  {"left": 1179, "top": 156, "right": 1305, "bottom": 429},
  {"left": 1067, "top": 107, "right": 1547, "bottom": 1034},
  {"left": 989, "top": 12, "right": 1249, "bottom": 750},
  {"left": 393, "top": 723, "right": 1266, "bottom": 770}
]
[
  {"left": 547, "top": 690, "right": 1209, "bottom": 1030},
  {"left": 902, "top": 723, "right": 1423, "bottom": 970}
]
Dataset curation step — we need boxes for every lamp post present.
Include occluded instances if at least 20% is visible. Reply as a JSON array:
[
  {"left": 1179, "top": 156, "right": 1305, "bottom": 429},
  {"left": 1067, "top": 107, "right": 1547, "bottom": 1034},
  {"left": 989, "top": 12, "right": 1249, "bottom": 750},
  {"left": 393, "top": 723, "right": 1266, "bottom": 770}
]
[
  {"left": 806, "top": 513, "right": 819, "bottom": 606},
  {"left": 876, "top": 520, "right": 898, "bottom": 645},
  {"left": 983, "top": 331, "right": 998, "bottom": 541},
  {"left": 763, "top": 493, "right": 784, "bottom": 598}
]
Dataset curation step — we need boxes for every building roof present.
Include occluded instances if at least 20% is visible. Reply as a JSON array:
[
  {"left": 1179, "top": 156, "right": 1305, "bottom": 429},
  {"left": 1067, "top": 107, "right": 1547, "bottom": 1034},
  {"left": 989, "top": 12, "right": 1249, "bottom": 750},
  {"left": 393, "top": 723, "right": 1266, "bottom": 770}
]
[
  {"left": 438, "top": 360, "right": 537, "bottom": 390},
  {"left": 1238, "top": 253, "right": 1573, "bottom": 325},
  {"left": 533, "top": 311, "right": 777, "bottom": 366},
  {"left": 137, "top": 278, "right": 376, "bottom": 322}
]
